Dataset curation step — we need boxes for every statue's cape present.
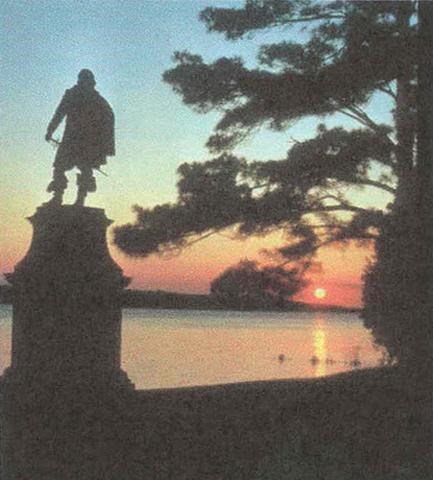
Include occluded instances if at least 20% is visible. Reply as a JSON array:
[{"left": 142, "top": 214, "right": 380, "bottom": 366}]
[
  {"left": 63, "top": 86, "right": 115, "bottom": 156},
  {"left": 49, "top": 85, "right": 115, "bottom": 168}
]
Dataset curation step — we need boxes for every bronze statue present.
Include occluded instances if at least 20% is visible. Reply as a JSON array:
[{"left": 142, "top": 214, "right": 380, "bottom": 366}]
[{"left": 45, "top": 69, "right": 115, "bottom": 206}]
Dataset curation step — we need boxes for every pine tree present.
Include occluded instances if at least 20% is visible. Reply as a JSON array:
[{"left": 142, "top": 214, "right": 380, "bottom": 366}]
[{"left": 115, "top": 1, "right": 422, "bottom": 364}]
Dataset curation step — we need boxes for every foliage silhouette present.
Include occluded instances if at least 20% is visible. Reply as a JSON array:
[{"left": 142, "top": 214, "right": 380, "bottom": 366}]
[
  {"left": 210, "top": 259, "right": 305, "bottom": 309},
  {"left": 114, "top": 1, "right": 423, "bottom": 363}
]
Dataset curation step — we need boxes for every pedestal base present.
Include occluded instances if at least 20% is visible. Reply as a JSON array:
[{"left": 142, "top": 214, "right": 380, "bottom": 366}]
[{"left": 1, "top": 205, "right": 135, "bottom": 479}]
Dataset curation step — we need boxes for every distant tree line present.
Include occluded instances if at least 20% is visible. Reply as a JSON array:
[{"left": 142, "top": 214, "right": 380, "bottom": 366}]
[
  {"left": 1, "top": 282, "right": 358, "bottom": 312},
  {"left": 121, "top": 289, "right": 215, "bottom": 310}
]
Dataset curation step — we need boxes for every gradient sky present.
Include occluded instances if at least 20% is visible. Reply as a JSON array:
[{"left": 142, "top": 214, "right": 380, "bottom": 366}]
[{"left": 0, "top": 0, "right": 394, "bottom": 307}]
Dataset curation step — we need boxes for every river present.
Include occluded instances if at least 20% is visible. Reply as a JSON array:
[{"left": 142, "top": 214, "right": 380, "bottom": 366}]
[{"left": 0, "top": 305, "right": 383, "bottom": 389}]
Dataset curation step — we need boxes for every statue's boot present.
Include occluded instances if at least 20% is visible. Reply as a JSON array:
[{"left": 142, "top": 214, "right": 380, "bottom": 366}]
[
  {"left": 74, "top": 173, "right": 87, "bottom": 206},
  {"left": 74, "top": 172, "right": 95, "bottom": 207},
  {"left": 74, "top": 189, "right": 87, "bottom": 207},
  {"left": 43, "top": 190, "right": 63, "bottom": 207},
  {"left": 45, "top": 169, "right": 67, "bottom": 206},
  {"left": 47, "top": 170, "right": 67, "bottom": 193}
]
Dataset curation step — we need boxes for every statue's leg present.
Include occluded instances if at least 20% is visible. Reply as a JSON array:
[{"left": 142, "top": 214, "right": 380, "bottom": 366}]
[
  {"left": 75, "top": 166, "right": 96, "bottom": 207},
  {"left": 45, "top": 166, "right": 67, "bottom": 206}
]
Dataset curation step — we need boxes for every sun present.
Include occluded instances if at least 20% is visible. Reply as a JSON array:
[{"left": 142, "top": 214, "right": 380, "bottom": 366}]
[{"left": 314, "top": 287, "right": 327, "bottom": 300}]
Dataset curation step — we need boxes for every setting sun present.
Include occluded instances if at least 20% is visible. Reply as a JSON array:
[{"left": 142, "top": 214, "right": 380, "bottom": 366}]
[{"left": 314, "top": 288, "right": 327, "bottom": 300}]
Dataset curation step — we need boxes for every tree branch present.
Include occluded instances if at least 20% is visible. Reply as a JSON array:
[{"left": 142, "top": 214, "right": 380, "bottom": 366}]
[
  {"left": 307, "top": 204, "right": 369, "bottom": 215},
  {"left": 277, "top": 14, "right": 345, "bottom": 24},
  {"left": 337, "top": 107, "right": 386, "bottom": 139},
  {"left": 277, "top": 230, "right": 376, "bottom": 268},
  {"left": 349, "top": 105, "right": 386, "bottom": 135},
  {"left": 160, "top": 230, "right": 218, "bottom": 256},
  {"left": 314, "top": 194, "right": 346, "bottom": 204},
  {"left": 338, "top": 104, "right": 393, "bottom": 138},
  {"left": 338, "top": 107, "right": 369, "bottom": 126},
  {"left": 250, "top": 182, "right": 272, "bottom": 191},
  {"left": 184, "top": 230, "right": 218, "bottom": 245},
  {"left": 355, "top": 179, "right": 396, "bottom": 194},
  {"left": 308, "top": 224, "right": 347, "bottom": 230},
  {"left": 378, "top": 84, "right": 398, "bottom": 101},
  {"left": 337, "top": 106, "right": 397, "bottom": 160}
]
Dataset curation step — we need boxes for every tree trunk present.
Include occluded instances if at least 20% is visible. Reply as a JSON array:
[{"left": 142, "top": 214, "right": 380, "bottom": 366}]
[
  {"left": 409, "top": 1, "right": 433, "bottom": 476},
  {"left": 393, "top": 2, "right": 416, "bottom": 212}
]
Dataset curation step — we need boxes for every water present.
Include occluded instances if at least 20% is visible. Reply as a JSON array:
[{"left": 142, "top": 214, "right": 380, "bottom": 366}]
[{"left": 0, "top": 305, "right": 383, "bottom": 389}]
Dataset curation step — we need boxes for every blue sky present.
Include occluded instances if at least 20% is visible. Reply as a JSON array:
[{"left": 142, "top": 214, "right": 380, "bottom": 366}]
[
  {"left": 1, "top": 1, "right": 294, "bottom": 211},
  {"left": 0, "top": 0, "right": 393, "bottom": 305}
]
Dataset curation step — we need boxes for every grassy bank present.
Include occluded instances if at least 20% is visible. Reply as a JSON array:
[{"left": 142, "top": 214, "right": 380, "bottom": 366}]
[
  {"left": 126, "top": 367, "right": 423, "bottom": 479},
  {"left": 1, "top": 366, "right": 426, "bottom": 479}
]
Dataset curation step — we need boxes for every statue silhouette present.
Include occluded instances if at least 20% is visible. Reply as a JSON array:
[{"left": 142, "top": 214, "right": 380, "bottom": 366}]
[{"left": 45, "top": 69, "right": 115, "bottom": 206}]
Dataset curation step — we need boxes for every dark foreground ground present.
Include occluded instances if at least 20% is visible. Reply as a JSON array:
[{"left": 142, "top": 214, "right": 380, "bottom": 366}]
[
  {"left": 1, "top": 366, "right": 428, "bottom": 479},
  {"left": 128, "top": 367, "right": 424, "bottom": 479}
]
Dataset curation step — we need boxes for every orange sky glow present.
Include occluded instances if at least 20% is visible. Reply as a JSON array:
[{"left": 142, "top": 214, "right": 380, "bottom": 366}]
[{"left": 0, "top": 213, "right": 370, "bottom": 309}]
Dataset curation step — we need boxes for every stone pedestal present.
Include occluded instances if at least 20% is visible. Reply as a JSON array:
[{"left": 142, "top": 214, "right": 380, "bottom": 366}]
[{"left": 0, "top": 205, "right": 134, "bottom": 479}]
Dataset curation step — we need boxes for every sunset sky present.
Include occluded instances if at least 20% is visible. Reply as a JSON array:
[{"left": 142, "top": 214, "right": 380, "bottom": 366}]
[{"left": 0, "top": 0, "right": 394, "bottom": 307}]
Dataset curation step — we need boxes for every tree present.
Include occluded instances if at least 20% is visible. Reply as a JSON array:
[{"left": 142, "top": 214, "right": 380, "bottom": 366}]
[
  {"left": 362, "top": 1, "right": 433, "bottom": 371},
  {"left": 113, "top": 1, "right": 420, "bottom": 363},
  {"left": 210, "top": 260, "right": 305, "bottom": 309}
]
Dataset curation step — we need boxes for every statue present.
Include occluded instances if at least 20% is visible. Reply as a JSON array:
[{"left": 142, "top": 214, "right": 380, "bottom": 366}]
[{"left": 44, "top": 69, "right": 115, "bottom": 207}]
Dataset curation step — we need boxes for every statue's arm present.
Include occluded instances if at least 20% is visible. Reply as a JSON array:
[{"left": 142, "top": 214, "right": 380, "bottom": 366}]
[{"left": 45, "top": 90, "right": 69, "bottom": 141}]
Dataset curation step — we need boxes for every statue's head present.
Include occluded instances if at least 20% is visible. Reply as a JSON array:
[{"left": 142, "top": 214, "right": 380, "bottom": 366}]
[{"left": 77, "top": 69, "right": 96, "bottom": 89}]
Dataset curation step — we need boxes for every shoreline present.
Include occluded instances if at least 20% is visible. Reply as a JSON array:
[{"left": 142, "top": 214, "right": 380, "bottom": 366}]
[
  {"left": 1, "top": 364, "right": 420, "bottom": 477},
  {"left": 129, "top": 366, "right": 416, "bottom": 477},
  {"left": 0, "top": 287, "right": 361, "bottom": 314}
]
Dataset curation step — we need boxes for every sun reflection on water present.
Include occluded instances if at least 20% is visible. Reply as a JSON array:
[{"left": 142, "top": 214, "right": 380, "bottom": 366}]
[{"left": 313, "top": 317, "right": 327, "bottom": 377}]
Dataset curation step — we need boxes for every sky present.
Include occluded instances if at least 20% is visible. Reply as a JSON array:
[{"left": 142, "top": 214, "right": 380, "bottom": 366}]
[{"left": 0, "top": 0, "right": 394, "bottom": 307}]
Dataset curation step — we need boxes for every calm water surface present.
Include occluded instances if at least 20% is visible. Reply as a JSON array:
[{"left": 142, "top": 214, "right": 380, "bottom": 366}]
[{"left": 0, "top": 305, "right": 383, "bottom": 389}]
